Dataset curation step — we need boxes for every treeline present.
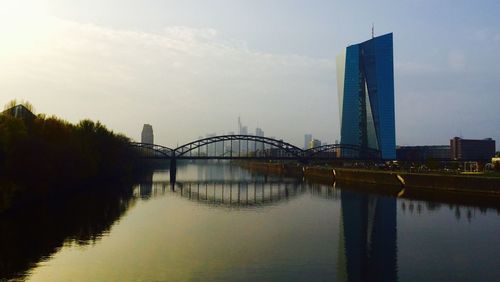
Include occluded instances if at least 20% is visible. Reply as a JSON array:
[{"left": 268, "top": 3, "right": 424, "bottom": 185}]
[{"left": 0, "top": 108, "right": 145, "bottom": 210}]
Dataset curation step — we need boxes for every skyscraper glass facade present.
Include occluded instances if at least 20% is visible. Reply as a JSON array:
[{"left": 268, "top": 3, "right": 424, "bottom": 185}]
[{"left": 337, "top": 33, "right": 396, "bottom": 159}]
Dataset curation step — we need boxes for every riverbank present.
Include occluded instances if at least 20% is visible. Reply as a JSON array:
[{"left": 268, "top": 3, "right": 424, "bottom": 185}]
[{"left": 240, "top": 162, "right": 500, "bottom": 197}]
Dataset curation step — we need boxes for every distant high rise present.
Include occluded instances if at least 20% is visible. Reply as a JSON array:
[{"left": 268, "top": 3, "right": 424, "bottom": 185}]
[
  {"left": 337, "top": 33, "right": 395, "bottom": 159},
  {"left": 304, "top": 134, "right": 312, "bottom": 149},
  {"left": 309, "top": 139, "right": 321, "bottom": 149},
  {"left": 237, "top": 116, "right": 248, "bottom": 135},
  {"left": 241, "top": 126, "right": 248, "bottom": 135},
  {"left": 255, "top": 128, "right": 265, "bottom": 151},
  {"left": 141, "top": 124, "right": 154, "bottom": 144},
  {"left": 255, "top": 127, "right": 264, "bottom": 137}
]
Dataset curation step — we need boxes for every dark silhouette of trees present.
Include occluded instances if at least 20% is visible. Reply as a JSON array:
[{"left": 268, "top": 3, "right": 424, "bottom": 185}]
[{"left": 0, "top": 104, "right": 145, "bottom": 211}]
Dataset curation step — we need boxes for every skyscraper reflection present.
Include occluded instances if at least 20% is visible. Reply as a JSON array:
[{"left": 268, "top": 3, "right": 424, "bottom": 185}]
[{"left": 338, "top": 190, "right": 397, "bottom": 282}]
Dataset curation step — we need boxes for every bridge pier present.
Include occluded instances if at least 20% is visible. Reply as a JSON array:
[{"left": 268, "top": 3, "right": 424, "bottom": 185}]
[{"left": 170, "top": 157, "right": 177, "bottom": 189}]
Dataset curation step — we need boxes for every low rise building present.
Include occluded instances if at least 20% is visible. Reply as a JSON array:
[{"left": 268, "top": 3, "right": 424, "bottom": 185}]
[
  {"left": 1, "top": 104, "right": 36, "bottom": 120},
  {"left": 450, "top": 137, "right": 495, "bottom": 161},
  {"left": 397, "top": 145, "right": 450, "bottom": 161}
]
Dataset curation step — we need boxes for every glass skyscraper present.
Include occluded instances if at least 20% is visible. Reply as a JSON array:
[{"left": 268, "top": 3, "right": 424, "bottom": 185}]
[{"left": 337, "top": 33, "right": 396, "bottom": 159}]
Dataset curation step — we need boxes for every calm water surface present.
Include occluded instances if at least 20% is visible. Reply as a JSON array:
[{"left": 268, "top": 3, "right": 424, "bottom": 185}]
[{"left": 3, "top": 163, "right": 499, "bottom": 281}]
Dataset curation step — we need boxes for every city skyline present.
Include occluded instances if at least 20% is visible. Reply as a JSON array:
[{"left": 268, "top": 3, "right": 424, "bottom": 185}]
[{"left": 1, "top": 0, "right": 499, "bottom": 149}]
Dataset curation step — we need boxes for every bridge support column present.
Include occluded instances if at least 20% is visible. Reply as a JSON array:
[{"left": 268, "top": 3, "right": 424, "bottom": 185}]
[{"left": 170, "top": 157, "right": 177, "bottom": 189}]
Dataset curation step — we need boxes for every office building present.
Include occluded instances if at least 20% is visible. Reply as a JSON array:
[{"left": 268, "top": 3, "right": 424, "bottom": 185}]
[
  {"left": 141, "top": 124, "right": 154, "bottom": 144},
  {"left": 337, "top": 33, "right": 396, "bottom": 159},
  {"left": 304, "top": 134, "right": 312, "bottom": 150},
  {"left": 255, "top": 127, "right": 264, "bottom": 137},
  {"left": 309, "top": 139, "right": 321, "bottom": 149},
  {"left": 237, "top": 117, "right": 248, "bottom": 135},
  {"left": 450, "top": 137, "right": 495, "bottom": 160}
]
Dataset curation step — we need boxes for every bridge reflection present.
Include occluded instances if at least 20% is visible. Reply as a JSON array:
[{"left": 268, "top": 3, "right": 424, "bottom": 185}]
[
  {"left": 138, "top": 175, "right": 398, "bottom": 281},
  {"left": 138, "top": 179, "right": 340, "bottom": 208}
]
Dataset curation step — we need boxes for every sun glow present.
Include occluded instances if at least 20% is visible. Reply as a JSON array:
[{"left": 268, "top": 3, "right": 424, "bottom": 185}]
[{"left": 0, "top": 0, "right": 55, "bottom": 55}]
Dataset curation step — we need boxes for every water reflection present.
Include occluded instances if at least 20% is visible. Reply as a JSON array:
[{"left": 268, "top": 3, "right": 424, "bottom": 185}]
[
  {"left": 399, "top": 199, "right": 497, "bottom": 222},
  {"left": 0, "top": 184, "right": 137, "bottom": 281},
  {"left": 137, "top": 167, "right": 397, "bottom": 281},
  {"left": 338, "top": 191, "right": 397, "bottom": 282},
  {"left": 2, "top": 163, "right": 498, "bottom": 281},
  {"left": 139, "top": 172, "right": 153, "bottom": 200}
]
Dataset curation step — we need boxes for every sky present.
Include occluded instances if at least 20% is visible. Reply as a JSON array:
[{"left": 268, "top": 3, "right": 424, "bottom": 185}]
[{"left": 1, "top": 0, "right": 499, "bottom": 149}]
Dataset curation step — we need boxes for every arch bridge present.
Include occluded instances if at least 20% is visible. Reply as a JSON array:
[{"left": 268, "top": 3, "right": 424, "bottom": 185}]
[{"left": 130, "top": 134, "right": 380, "bottom": 161}]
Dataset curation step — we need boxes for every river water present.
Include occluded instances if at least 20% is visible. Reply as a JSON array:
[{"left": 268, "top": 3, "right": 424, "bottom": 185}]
[{"left": 1, "top": 163, "right": 499, "bottom": 281}]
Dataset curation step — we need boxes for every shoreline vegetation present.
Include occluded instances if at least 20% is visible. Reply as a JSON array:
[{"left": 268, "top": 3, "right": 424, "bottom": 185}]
[{"left": 0, "top": 102, "right": 150, "bottom": 212}]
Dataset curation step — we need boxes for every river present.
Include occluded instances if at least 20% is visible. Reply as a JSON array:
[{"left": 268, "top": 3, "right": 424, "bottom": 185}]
[{"left": 1, "top": 162, "right": 499, "bottom": 281}]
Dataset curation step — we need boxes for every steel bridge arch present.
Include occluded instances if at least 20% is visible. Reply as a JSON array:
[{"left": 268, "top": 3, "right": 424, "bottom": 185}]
[
  {"left": 129, "top": 142, "right": 174, "bottom": 158},
  {"left": 130, "top": 137, "right": 382, "bottom": 160},
  {"left": 173, "top": 134, "right": 303, "bottom": 158}
]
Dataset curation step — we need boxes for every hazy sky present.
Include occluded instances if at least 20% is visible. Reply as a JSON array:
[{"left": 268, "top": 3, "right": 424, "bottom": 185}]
[{"left": 1, "top": 0, "right": 499, "bottom": 149}]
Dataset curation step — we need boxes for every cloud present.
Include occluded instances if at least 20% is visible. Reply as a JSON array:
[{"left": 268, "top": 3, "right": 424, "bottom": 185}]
[
  {"left": 396, "top": 50, "right": 467, "bottom": 75},
  {"left": 0, "top": 16, "right": 336, "bottom": 146},
  {"left": 395, "top": 61, "right": 441, "bottom": 75}
]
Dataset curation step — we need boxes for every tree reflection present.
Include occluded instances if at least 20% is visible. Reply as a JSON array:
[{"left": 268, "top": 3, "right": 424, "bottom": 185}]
[{"left": 0, "top": 184, "right": 137, "bottom": 280}]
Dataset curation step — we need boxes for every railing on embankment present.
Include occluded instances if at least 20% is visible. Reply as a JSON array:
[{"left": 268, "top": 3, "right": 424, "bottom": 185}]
[{"left": 239, "top": 162, "right": 500, "bottom": 196}]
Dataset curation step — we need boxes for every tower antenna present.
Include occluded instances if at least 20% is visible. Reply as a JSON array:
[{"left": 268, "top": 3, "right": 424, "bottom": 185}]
[{"left": 372, "top": 23, "right": 374, "bottom": 38}]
